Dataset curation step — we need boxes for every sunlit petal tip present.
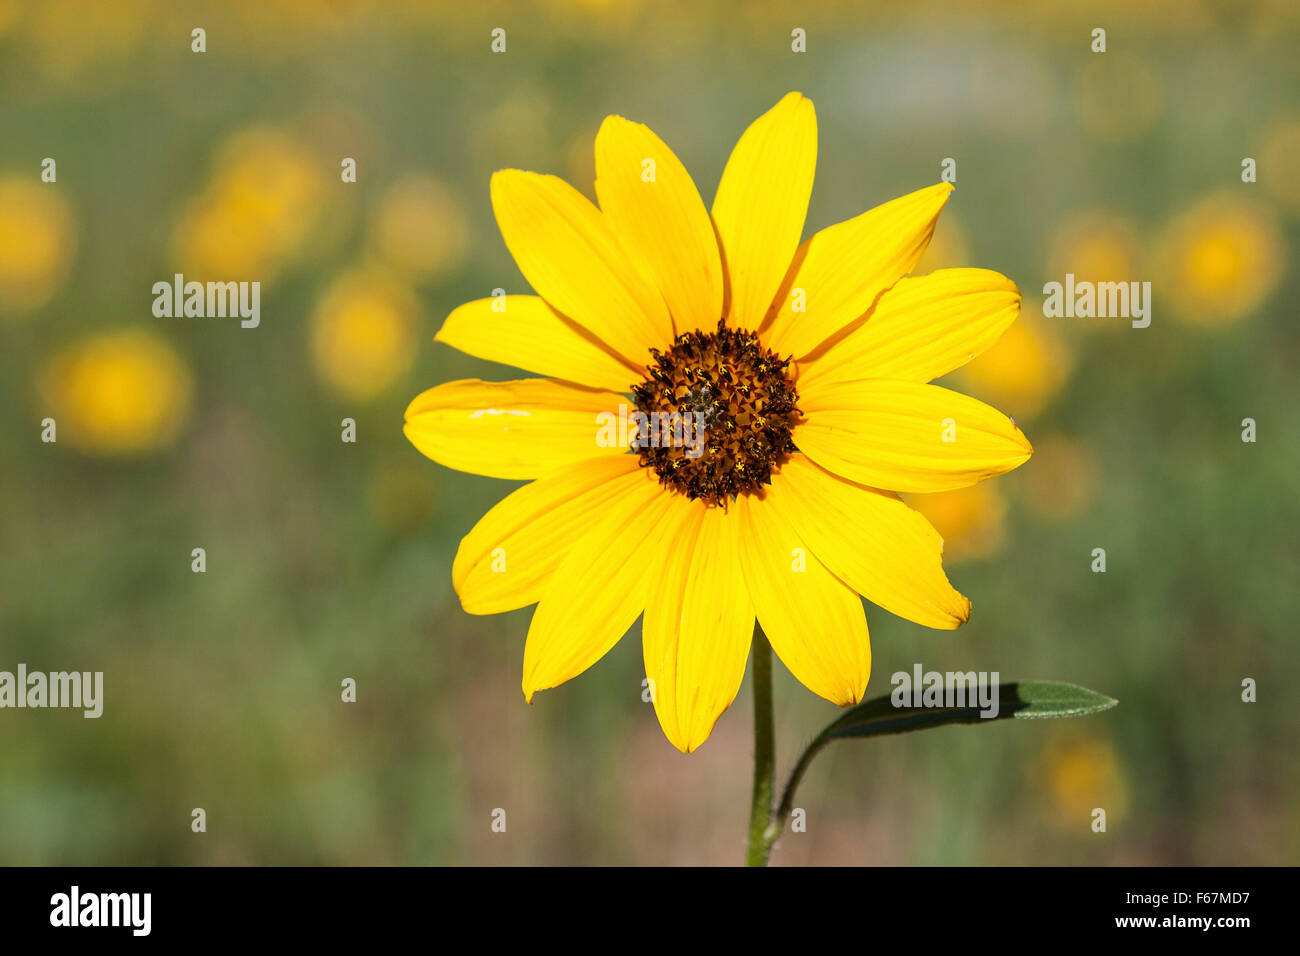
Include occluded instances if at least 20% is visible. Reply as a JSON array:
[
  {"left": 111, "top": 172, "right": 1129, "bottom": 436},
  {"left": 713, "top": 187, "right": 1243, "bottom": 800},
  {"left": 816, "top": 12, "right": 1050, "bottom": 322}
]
[
  {"left": 712, "top": 91, "right": 817, "bottom": 331},
  {"left": 944, "top": 592, "right": 974, "bottom": 629},
  {"left": 595, "top": 113, "right": 724, "bottom": 335},
  {"left": 797, "top": 266, "right": 1028, "bottom": 385},
  {"left": 451, "top": 457, "right": 644, "bottom": 614},
  {"left": 660, "top": 724, "right": 693, "bottom": 754},
  {"left": 1009, "top": 423, "right": 1035, "bottom": 459},
  {"left": 760, "top": 180, "right": 963, "bottom": 359},
  {"left": 835, "top": 683, "right": 866, "bottom": 708},
  {"left": 521, "top": 659, "right": 553, "bottom": 706},
  {"left": 923, "top": 180, "right": 955, "bottom": 211},
  {"left": 912, "top": 594, "right": 971, "bottom": 632},
  {"left": 450, "top": 562, "right": 507, "bottom": 617},
  {"left": 641, "top": 500, "right": 752, "bottom": 755},
  {"left": 597, "top": 113, "right": 632, "bottom": 135},
  {"left": 449, "top": 570, "right": 481, "bottom": 615}
]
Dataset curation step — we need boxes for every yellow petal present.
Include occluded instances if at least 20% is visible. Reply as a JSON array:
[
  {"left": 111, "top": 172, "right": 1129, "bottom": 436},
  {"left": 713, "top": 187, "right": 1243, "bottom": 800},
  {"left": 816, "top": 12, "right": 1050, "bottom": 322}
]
[
  {"left": 403, "top": 378, "right": 626, "bottom": 479},
  {"left": 642, "top": 500, "right": 755, "bottom": 752},
  {"left": 798, "top": 268, "right": 1020, "bottom": 388},
  {"left": 735, "top": 490, "right": 869, "bottom": 706},
  {"left": 523, "top": 467, "right": 675, "bottom": 701},
  {"left": 766, "top": 455, "right": 971, "bottom": 629},
  {"left": 797, "top": 379, "right": 1033, "bottom": 493},
  {"left": 595, "top": 116, "right": 723, "bottom": 336},
  {"left": 490, "top": 170, "right": 673, "bottom": 367},
  {"left": 711, "top": 92, "right": 817, "bottom": 331},
  {"left": 762, "top": 183, "right": 954, "bottom": 359},
  {"left": 452, "top": 455, "right": 643, "bottom": 614},
  {"left": 436, "top": 295, "right": 640, "bottom": 392}
]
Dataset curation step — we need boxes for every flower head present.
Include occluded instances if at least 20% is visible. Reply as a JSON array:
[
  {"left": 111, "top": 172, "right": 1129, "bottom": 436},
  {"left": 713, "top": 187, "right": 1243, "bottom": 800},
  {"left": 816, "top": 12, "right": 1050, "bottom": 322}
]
[
  {"left": 39, "top": 328, "right": 193, "bottom": 455},
  {"left": 172, "top": 127, "right": 325, "bottom": 283},
  {"left": 312, "top": 266, "right": 418, "bottom": 401},
  {"left": 0, "top": 175, "right": 75, "bottom": 315},
  {"left": 405, "top": 93, "right": 1032, "bottom": 752},
  {"left": 1154, "top": 191, "right": 1284, "bottom": 326}
]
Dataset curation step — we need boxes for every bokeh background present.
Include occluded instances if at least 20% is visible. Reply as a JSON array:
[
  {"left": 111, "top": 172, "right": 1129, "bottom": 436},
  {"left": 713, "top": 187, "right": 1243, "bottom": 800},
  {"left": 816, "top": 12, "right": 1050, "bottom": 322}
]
[{"left": 1, "top": 0, "right": 1297, "bottom": 865}]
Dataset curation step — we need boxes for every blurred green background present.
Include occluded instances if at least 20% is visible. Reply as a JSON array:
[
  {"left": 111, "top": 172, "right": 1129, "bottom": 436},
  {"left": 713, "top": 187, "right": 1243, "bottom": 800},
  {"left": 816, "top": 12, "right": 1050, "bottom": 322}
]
[{"left": 1, "top": 0, "right": 1297, "bottom": 865}]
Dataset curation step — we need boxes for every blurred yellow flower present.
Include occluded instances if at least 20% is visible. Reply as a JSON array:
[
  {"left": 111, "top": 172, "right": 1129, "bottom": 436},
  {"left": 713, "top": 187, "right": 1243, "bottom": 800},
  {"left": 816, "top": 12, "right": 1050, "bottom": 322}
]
[
  {"left": 0, "top": 176, "right": 75, "bottom": 315},
  {"left": 956, "top": 316, "right": 1069, "bottom": 420},
  {"left": 1047, "top": 212, "right": 1140, "bottom": 284},
  {"left": 1260, "top": 119, "right": 1300, "bottom": 214},
  {"left": 369, "top": 175, "right": 468, "bottom": 281},
  {"left": 21, "top": 0, "right": 153, "bottom": 85},
  {"left": 38, "top": 329, "right": 193, "bottom": 455},
  {"left": 1154, "top": 191, "right": 1284, "bottom": 325},
  {"left": 1020, "top": 433, "right": 1097, "bottom": 522},
  {"left": 546, "top": 0, "right": 646, "bottom": 35},
  {"left": 908, "top": 483, "right": 1006, "bottom": 563},
  {"left": 0, "top": 0, "right": 19, "bottom": 38},
  {"left": 173, "top": 128, "right": 326, "bottom": 282},
  {"left": 1042, "top": 734, "right": 1128, "bottom": 826},
  {"left": 312, "top": 267, "right": 418, "bottom": 401}
]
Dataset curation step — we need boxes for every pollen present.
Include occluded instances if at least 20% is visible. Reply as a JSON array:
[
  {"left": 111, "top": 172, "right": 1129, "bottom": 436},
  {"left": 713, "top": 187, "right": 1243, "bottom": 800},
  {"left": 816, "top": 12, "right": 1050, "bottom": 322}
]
[{"left": 631, "top": 319, "right": 801, "bottom": 505}]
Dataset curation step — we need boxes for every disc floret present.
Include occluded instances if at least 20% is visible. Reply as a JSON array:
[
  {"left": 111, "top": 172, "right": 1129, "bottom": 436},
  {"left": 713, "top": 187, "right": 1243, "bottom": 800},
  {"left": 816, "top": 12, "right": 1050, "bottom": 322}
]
[{"left": 631, "top": 319, "right": 801, "bottom": 505}]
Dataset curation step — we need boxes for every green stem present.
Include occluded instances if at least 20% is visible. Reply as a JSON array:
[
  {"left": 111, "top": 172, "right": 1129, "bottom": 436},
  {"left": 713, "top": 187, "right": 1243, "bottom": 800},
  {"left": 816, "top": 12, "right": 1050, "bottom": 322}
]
[
  {"left": 775, "top": 729, "right": 832, "bottom": 825},
  {"left": 745, "top": 624, "right": 779, "bottom": 866}
]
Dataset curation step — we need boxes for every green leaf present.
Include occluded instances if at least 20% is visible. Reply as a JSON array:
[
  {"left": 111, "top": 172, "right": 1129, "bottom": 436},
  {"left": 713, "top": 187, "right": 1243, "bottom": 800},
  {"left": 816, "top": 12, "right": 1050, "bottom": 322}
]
[
  {"left": 772, "top": 681, "right": 1117, "bottom": 822},
  {"left": 823, "top": 680, "right": 1117, "bottom": 741}
]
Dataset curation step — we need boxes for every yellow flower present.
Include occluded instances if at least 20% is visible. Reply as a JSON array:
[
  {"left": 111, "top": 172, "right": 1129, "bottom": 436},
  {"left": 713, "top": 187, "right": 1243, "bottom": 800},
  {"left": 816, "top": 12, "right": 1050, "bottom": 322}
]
[
  {"left": 172, "top": 128, "right": 325, "bottom": 282},
  {"left": 0, "top": 176, "right": 75, "bottom": 315},
  {"left": 0, "top": 0, "right": 18, "bottom": 39},
  {"left": 404, "top": 93, "right": 1033, "bottom": 752},
  {"left": 20, "top": 0, "right": 153, "bottom": 86},
  {"left": 1154, "top": 191, "right": 1284, "bottom": 325},
  {"left": 39, "top": 329, "right": 193, "bottom": 455},
  {"left": 312, "top": 267, "right": 418, "bottom": 401},
  {"left": 1047, "top": 212, "right": 1140, "bottom": 285},
  {"left": 1042, "top": 734, "right": 1128, "bottom": 826},
  {"left": 369, "top": 175, "right": 468, "bottom": 280}
]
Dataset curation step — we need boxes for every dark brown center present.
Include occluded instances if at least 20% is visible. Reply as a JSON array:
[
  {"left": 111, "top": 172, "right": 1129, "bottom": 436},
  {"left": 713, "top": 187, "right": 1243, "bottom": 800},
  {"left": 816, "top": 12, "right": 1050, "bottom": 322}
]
[{"left": 631, "top": 319, "right": 801, "bottom": 506}]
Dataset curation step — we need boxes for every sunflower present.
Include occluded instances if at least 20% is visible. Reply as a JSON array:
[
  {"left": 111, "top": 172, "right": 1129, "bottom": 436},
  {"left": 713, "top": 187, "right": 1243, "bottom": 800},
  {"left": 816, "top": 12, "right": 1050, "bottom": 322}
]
[{"left": 404, "top": 92, "right": 1031, "bottom": 752}]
